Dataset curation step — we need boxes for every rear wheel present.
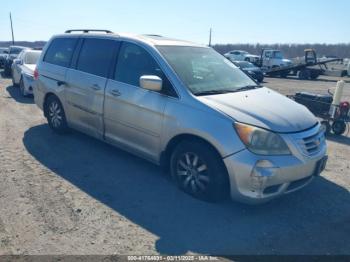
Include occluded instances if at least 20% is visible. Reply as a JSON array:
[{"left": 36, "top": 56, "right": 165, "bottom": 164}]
[
  {"left": 19, "top": 77, "right": 27, "bottom": 97},
  {"left": 12, "top": 71, "right": 18, "bottom": 87},
  {"left": 310, "top": 71, "right": 320, "bottom": 80},
  {"left": 298, "top": 69, "right": 310, "bottom": 80},
  {"left": 45, "top": 96, "right": 69, "bottom": 134},
  {"left": 332, "top": 120, "right": 346, "bottom": 135},
  {"left": 280, "top": 71, "right": 289, "bottom": 78},
  {"left": 170, "top": 140, "right": 229, "bottom": 202}
]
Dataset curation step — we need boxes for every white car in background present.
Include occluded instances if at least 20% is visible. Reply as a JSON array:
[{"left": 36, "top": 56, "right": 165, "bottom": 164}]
[
  {"left": 11, "top": 49, "right": 42, "bottom": 96},
  {"left": 224, "top": 50, "right": 260, "bottom": 64}
]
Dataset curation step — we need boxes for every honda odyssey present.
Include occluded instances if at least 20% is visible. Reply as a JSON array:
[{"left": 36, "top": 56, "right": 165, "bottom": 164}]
[{"left": 33, "top": 30, "right": 327, "bottom": 203}]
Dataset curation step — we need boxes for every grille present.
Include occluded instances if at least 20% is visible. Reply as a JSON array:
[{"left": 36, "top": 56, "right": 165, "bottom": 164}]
[{"left": 299, "top": 130, "right": 325, "bottom": 156}]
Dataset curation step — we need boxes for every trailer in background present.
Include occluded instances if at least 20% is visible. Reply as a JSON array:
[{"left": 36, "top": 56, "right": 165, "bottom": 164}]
[{"left": 258, "top": 49, "right": 343, "bottom": 80}]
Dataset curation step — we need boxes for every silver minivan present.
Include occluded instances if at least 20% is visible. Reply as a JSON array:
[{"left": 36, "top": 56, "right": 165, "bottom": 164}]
[{"left": 33, "top": 30, "right": 327, "bottom": 204}]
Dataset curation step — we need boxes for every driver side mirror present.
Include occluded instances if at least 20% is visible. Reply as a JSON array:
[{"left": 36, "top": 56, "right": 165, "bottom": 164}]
[
  {"left": 14, "top": 59, "right": 23, "bottom": 65},
  {"left": 140, "top": 75, "right": 162, "bottom": 91}
]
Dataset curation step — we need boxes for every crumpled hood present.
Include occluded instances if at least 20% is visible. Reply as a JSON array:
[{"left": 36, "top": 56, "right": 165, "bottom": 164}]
[{"left": 197, "top": 87, "right": 317, "bottom": 133}]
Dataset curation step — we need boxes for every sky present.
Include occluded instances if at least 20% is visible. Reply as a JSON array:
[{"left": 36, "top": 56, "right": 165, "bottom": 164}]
[{"left": 0, "top": 0, "right": 349, "bottom": 45}]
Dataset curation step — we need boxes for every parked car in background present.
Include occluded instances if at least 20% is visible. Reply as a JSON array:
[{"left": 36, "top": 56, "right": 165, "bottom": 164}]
[
  {"left": 34, "top": 30, "right": 327, "bottom": 204},
  {"left": 233, "top": 61, "right": 264, "bottom": 82},
  {"left": 4, "top": 46, "right": 30, "bottom": 76},
  {"left": 12, "top": 49, "right": 42, "bottom": 96},
  {"left": 0, "top": 47, "right": 9, "bottom": 68},
  {"left": 224, "top": 50, "right": 260, "bottom": 64}
]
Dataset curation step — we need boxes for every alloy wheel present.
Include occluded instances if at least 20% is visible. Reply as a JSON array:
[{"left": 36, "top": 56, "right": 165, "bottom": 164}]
[
  {"left": 49, "top": 101, "right": 63, "bottom": 128},
  {"left": 176, "top": 152, "right": 210, "bottom": 193}
]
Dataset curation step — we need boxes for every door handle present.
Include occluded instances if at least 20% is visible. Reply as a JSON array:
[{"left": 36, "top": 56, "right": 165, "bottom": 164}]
[
  {"left": 90, "top": 84, "right": 102, "bottom": 91},
  {"left": 57, "top": 81, "right": 66, "bottom": 87},
  {"left": 110, "top": 89, "right": 121, "bottom": 97}
]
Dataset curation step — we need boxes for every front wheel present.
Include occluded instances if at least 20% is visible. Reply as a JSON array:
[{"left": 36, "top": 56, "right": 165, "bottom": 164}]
[
  {"left": 170, "top": 140, "right": 229, "bottom": 202},
  {"left": 45, "top": 96, "right": 69, "bottom": 134}
]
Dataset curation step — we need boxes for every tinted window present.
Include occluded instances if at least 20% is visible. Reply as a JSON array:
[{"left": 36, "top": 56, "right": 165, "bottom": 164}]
[
  {"left": 115, "top": 42, "right": 176, "bottom": 97},
  {"left": 10, "top": 47, "right": 25, "bottom": 55},
  {"left": 44, "top": 38, "right": 77, "bottom": 67},
  {"left": 76, "top": 38, "right": 116, "bottom": 77}
]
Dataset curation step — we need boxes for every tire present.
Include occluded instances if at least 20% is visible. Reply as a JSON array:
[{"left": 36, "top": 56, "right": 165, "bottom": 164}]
[
  {"left": 12, "top": 72, "right": 18, "bottom": 87},
  {"left": 310, "top": 71, "right": 320, "bottom": 80},
  {"left": 45, "top": 96, "right": 69, "bottom": 134},
  {"left": 332, "top": 120, "right": 346, "bottom": 136},
  {"left": 280, "top": 71, "right": 289, "bottom": 78},
  {"left": 298, "top": 69, "right": 310, "bottom": 80},
  {"left": 170, "top": 140, "right": 229, "bottom": 202},
  {"left": 19, "top": 77, "right": 27, "bottom": 97}
]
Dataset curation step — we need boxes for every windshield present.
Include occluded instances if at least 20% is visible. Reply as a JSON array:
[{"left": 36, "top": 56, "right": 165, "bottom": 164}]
[
  {"left": 10, "top": 47, "right": 24, "bottom": 55},
  {"left": 273, "top": 51, "right": 283, "bottom": 59},
  {"left": 25, "top": 51, "right": 41, "bottom": 64},
  {"left": 157, "top": 46, "right": 257, "bottom": 95}
]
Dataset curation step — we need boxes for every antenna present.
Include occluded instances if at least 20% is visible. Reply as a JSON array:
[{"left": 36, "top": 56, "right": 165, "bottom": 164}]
[
  {"left": 209, "top": 28, "right": 212, "bottom": 47},
  {"left": 9, "top": 12, "right": 15, "bottom": 45}
]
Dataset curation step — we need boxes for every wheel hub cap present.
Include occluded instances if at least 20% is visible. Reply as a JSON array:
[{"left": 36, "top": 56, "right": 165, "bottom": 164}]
[
  {"left": 49, "top": 102, "right": 62, "bottom": 128},
  {"left": 177, "top": 152, "right": 210, "bottom": 193}
]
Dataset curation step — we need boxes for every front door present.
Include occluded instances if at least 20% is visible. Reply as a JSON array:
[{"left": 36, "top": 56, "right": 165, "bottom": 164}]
[{"left": 104, "top": 42, "right": 176, "bottom": 161}]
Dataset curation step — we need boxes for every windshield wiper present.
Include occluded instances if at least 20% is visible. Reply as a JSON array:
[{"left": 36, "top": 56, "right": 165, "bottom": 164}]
[
  {"left": 235, "top": 85, "right": 263, "bottom": 92},
  {"left": 194, "top": 85, "right": 263, "bottom": 96},
  {"left": 194, "top": 89, "right": 237, "bottom": 96}
]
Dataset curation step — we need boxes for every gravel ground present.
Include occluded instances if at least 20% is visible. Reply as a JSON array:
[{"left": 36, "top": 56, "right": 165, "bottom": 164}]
[{"left": 0, "top": 73, "right": 349, "bottom": 256}]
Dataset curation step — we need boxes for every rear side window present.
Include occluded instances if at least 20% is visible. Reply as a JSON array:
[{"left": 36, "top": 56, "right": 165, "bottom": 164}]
[
  {"left": 44, "top": 38, "right": 77, "bottom": 67},
  {"left": 115, "top": 42, "right": 177, "bottom": 97},
  {"left": 76, "top": 38, "right": 116, "bottom": 78}
]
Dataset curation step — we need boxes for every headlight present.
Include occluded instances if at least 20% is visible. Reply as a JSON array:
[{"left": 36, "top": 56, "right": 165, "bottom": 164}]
[
  {"left": 247, "top": 70, "right": 254, "bottom": 74},
  {"left": 234, "top": 122, "right": 291, "bottom": 155}
]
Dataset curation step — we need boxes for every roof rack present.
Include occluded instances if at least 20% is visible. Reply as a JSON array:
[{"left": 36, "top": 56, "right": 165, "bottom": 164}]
[
  {"left": 65, "top": 29, "right": 113, "bottom": 34},
  {"left": 143, "top": 34, "right": 163, "bottom": 37}
]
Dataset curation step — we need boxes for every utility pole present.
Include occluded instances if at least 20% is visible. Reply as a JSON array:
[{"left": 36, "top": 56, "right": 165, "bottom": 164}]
[
  {"left": 10, "top": 12, "right": 15, "bottom": 45},
  {"left": 209, "top": 28, "right": 212, "bottom": 47}
]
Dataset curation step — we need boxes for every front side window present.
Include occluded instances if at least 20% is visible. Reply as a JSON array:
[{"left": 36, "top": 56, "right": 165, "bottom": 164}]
[
  {"left": 157, "top": 46, "right": 257, "bottom": 96},
  {"left": 10, "top": 47, "right": 24, "bottom": 55},
  {"left": 44, "top": 38, "right": 77, "bottom": 67},
  {"left": 273, "top": 51, "right": 283, "bottom": 59},
  {"left": 115, "top": 42, "right": 176, "bottom": 96},
  {"left": 265, "top": 51, "right": 271, "bottom": 58},
  {"left": 76, "top": 38, "right": 116, "bottom": 77}
]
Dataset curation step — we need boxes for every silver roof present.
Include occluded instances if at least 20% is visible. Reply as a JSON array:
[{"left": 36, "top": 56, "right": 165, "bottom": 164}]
[{"left": 55, "top": 31, "right": 206, "bottom": 47}]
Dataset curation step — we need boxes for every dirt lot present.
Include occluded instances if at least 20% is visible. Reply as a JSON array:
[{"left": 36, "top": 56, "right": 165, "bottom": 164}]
[{"left": 0, "top": 73, "right": 349, "bottom": 256}]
